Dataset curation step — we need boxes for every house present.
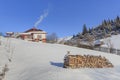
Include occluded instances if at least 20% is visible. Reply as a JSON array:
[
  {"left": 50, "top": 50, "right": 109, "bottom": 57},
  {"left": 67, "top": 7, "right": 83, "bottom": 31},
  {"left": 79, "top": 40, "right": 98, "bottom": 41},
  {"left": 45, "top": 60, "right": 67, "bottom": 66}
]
[
  {"left": 6, "top": 32, "right": 14, "bottom": 37},
  {"left": 19, "top": 27, "right": 47, "bottom": 42}
]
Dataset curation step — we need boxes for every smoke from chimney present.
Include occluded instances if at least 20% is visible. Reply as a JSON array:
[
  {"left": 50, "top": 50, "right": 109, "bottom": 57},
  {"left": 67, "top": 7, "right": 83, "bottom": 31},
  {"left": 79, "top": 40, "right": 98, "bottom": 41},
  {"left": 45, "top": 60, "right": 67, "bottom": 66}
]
[{"left": 34, "top": 9, "right": 48, "bottom": 27}]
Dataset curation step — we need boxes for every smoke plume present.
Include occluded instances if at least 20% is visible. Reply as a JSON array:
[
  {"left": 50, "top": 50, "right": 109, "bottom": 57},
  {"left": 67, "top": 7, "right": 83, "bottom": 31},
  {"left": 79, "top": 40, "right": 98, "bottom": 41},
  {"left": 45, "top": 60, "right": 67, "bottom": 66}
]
[{"left": 34, "top": 10, "right": 48, "bottom": 27}]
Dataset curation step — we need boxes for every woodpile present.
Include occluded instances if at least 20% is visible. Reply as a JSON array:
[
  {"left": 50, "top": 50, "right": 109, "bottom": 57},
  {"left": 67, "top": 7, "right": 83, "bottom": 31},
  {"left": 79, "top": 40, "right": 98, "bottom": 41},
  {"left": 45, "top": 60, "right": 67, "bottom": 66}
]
[{"left": 63, "top": 54, "right": 113, "bottom": 68}]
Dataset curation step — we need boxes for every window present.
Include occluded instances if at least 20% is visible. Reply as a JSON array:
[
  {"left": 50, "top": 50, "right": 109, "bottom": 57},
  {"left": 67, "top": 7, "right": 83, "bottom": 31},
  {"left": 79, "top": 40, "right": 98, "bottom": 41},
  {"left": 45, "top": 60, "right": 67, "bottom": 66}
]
[{"left": 37, "top": 35, "right": 42, "bottom": 39}]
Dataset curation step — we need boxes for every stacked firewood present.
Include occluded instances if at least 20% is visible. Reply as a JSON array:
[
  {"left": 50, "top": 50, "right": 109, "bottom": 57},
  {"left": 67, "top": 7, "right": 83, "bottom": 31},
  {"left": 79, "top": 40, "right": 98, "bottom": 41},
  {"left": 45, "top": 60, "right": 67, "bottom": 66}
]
[{"left": 63, "top": 55, "right": 113, "bottom": 68}]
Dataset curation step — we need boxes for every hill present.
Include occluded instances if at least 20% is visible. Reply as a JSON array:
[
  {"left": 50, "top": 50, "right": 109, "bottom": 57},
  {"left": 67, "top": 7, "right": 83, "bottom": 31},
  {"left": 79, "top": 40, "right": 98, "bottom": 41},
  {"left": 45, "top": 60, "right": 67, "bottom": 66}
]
[
  {"left": 61, "top": 16, "right": 120, "bottom": 50},
  {"left": 0, "top": 37, "right": 120, "bottom": 80},
  {"left": 73, "top": 16, "right": 120, "bottom": 40}
]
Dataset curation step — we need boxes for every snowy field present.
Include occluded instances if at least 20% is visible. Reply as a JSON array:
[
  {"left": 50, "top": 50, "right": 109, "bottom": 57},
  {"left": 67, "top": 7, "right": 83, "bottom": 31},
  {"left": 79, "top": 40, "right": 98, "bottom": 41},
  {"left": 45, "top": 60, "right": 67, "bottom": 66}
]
[{"left": 0, "top": 37, "right": 120, "bottom": 80}]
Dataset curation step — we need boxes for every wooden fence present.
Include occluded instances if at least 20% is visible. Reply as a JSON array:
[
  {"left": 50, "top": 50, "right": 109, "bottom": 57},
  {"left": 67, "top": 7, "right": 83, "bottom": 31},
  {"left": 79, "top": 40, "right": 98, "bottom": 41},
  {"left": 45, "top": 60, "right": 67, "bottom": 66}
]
[{"left": 94, "top": 47, "right": 120, "bottom": 55}]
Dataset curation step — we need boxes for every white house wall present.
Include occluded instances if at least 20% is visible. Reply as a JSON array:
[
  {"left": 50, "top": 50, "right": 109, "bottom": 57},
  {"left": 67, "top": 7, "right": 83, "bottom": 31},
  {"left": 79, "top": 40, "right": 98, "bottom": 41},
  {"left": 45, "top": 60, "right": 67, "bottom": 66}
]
[
  {"left": 33, "top": 34, "right": 46, "bottom": 40},
  {"left": 33, "top": 34, "right": 38, "bottom": 39},
  {"left": 41, "top": 34, "right": 46, "bottom": 39}
]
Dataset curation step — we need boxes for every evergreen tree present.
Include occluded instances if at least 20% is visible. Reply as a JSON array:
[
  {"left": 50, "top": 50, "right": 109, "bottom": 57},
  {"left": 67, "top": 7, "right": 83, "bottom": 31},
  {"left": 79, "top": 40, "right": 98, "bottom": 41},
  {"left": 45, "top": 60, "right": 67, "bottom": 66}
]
[
  {"left": 115, "top": 16, "right": 120, "bottom": 29},
  {"left": 73, "top": 35, "right": 76, "bottom": 38},
  {"left": 115, "top": 16, "right": 120, "bottom": 23},
  {"left": 102, "top": 20, "right": 107, "bottom": 26},
  {"left": 82, "top": 24, "right": 88, "bottom": 35},
  {"left": 108, "top": 19, "right": 111, "bottom": 25},
  {"left": 110, "top": 20, "right": 114, "bottom": 25},
  {"left": 88, "top": 28, "right": 91, "bottom": 33}
]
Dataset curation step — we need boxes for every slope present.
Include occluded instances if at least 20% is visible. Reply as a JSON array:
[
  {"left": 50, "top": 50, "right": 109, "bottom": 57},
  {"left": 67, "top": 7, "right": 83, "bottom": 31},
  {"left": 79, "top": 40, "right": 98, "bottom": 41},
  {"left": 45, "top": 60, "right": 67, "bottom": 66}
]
[{"left": 0, "top": 38, "right": 120, "bottom": 80}]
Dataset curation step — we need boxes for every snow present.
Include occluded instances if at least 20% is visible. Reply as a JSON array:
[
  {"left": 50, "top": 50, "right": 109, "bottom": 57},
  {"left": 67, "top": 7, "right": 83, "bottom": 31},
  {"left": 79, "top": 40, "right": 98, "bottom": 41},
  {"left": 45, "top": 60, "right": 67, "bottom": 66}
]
[
  {"left": 102, "top": 34, "right": 120, "bottom": 49},
  {"left": 0, "top": 37, "right": 120, "bottom": 80},
  {"left": 57, "top": 36, "right": 72, "bottom": 43}
]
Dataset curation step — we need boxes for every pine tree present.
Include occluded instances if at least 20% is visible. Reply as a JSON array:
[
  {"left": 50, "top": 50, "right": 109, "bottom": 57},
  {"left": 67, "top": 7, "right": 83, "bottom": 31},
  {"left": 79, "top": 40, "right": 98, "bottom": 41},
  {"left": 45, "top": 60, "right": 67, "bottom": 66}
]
[
  {"left": 73, "top": 35, "right": 76, "bottom": 38},
  {"left": 115, "top": 16, "right": 120, "bottom": 23},
  {"left": 82, "top": 24, "right": 88, "bottom": 35},
  {"left": 88, "top": 28, "right": 91, "bottom": 33},
  {"left": 115, "top": 16, "right": 120, "bottom": 29},
  {"left": 102, "top": 20, "right": 107, "bottom": 26},
  {"left": 110, "top": 20, "right": 114, "bottom": 25}
]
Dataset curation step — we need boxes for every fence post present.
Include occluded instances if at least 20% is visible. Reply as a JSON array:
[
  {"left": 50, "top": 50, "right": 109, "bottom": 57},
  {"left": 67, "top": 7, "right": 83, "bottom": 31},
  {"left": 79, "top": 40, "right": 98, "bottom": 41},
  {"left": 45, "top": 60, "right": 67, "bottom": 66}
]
[
  {"left": 116, "top": 49, "right": 117, "bottom": 55},
  {"left": 108, "top": 48, "right": 109, "bottom": 53}
]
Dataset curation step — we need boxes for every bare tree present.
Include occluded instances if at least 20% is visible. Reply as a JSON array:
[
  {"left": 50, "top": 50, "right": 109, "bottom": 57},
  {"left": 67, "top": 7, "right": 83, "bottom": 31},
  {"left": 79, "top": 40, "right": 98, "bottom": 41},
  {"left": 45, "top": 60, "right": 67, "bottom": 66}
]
[
  {"left": 47, "top": 33, "right": 58, "bottom": 43},
  {"left": 106, "top": 38, "right": 113, "bottom": 53},
  {"left": 85, "top": 34, "right": 95, "bottom": 47}
]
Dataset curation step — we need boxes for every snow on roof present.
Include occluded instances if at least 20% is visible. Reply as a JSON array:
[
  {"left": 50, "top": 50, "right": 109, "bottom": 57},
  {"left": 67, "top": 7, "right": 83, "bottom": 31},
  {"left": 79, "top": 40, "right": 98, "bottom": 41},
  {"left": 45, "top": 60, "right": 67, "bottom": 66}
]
[
  {"left": 24, "top": 27, "right": 43, "bottom": 32},
  {"left": 19, "top": 33, "right": 31, "bottom": 35}
]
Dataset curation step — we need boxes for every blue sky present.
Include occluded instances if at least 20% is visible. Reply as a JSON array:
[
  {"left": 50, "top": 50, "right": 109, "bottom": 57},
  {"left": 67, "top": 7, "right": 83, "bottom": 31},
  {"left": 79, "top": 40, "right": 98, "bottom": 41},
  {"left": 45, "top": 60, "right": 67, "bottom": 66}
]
[{"left": 0, "top": 0, "right": 120, "bottom": 37}]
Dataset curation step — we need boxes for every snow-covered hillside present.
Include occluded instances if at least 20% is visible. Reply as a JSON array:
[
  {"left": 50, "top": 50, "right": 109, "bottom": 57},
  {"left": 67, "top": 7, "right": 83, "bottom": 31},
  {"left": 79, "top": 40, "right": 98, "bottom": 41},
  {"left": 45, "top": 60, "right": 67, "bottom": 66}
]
[
  {"left": 102, "top": 34, "right": 120, "bottom": 49},
  {"left": 0, "top": 37, "right": 120, "bottom": 80},
  {"left": 57, "top": 36, "right": 72, "bottom": 43}
]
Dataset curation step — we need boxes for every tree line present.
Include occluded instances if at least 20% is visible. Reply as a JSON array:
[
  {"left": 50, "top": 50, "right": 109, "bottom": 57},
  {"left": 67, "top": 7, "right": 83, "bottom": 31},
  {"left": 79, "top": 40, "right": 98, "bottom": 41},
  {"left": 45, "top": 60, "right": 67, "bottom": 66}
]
[{"left": 73, "top": 16, "right": 120, "bottom": 40}]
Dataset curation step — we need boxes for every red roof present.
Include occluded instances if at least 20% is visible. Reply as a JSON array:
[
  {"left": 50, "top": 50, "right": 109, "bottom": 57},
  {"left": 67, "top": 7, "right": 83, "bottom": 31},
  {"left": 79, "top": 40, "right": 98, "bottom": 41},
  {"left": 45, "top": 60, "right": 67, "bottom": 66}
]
[{"left": 25, "top": 27, "right": 43, "bottom": 33}]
